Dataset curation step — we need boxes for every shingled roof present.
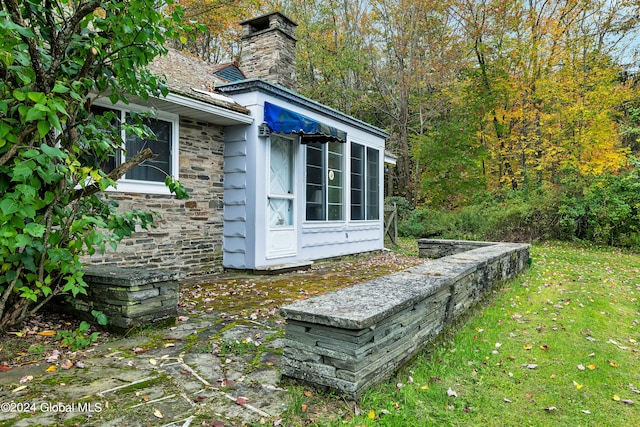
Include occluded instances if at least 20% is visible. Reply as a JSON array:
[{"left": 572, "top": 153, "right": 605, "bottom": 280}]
[{"left": 148, "top": 48, "right": 249, "bottom": 114}]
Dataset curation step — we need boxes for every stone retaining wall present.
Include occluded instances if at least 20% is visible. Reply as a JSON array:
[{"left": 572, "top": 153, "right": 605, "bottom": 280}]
[
  {"left": 280, "top": 240, "right": 530, "bottom": 399},
  {"left": 417, "top": 238, "right": 494, "bottom": 259},
  {"left": 66, "top": 266, "right": 184, "bottom": 332}
]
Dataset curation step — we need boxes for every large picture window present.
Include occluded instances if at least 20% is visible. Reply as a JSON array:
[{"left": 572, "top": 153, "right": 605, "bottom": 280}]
[
  {"left": 305, "top": 141, "right": 344, "bottom": 221},
  {"left": 350, "top": 143, "right": 379, "bottom": 220},
  {"left": 92, "top": 103, "right": 178, "bottom": 193}
]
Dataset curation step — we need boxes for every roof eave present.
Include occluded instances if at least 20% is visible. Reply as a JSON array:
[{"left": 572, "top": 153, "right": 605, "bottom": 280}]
[{"left": 217, "top": 79, "right": 389, "bottom": 139}]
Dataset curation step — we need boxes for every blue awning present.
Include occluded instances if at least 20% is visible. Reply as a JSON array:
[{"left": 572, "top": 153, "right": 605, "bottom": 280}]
[{"left": 264, "top": 102, "right": 346, "bottom": 143}]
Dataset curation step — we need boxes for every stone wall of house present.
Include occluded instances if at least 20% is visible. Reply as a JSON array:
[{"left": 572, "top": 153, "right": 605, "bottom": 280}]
[{"left": 82, "top": 118, "right": 226, "bottom": 276}]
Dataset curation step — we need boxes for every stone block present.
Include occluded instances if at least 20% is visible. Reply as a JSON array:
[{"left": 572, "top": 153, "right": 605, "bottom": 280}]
[{"left": 59, "top": 267, "right": 182, "bottom": 333}]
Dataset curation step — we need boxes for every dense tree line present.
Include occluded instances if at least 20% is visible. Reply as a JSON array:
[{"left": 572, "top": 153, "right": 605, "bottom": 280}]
[{"left": 173, "top": 0, "right": 640, "bottom": 206}]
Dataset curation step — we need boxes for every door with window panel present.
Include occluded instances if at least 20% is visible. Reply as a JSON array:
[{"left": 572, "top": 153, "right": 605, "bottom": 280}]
[{"left": 267, "top": 135, "right": 297, "bottom": 258}]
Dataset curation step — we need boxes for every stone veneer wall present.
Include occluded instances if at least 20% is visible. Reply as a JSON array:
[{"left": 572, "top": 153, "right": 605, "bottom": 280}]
[
  {"left": 82, "top": 118, "right": 226, "bottom": 276},
  {"left": 280, "top": 241, "right": 530, "bottom": 399}
]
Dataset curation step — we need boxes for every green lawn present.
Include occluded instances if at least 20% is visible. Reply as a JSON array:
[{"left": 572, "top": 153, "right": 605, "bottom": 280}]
[{"left": 283, "top": 242, "right": 640, "bottom": 426}]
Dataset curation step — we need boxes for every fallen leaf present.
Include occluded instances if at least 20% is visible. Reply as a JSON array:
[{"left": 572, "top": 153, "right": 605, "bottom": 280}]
[
  {"left": 142, "top": 396, "right": 150, "bottom": 402},
  {"left": 368, "top": 409, "right": 376, "bottom": 419},
  {"left": 540, "top": 345, "right": 548, "bottom": 351},
  {"left": 504, "top": 397, "right": 512, "bottom": 403},
  {"left": 587, "top": 364, "right": 596, "bottom": 370},
  {"left": 609, "top": 361, "right": 619, "bottom": 368},
  {"left": 447, "top": 388, "right": 458, "bottom": 398},
  {"left": 613, "top": 395, "right": 621, "bottom": 401},
  {"left": 12, "top": 385, "right": 27, "bottom": 393},
  {"left": 149, "top": 358, "right": 157, "bottom": 366},
  {"left": 177, "top": 316, "right": 189, "bottom": 322},
  {"left": 421, "top": 384, "right": 429, "bottom": 390},
  {"left": 61, "top": 359, "right": 73, "bottom": 370},
  {"left": 46, "top": 365, "right": 57, "bottom": 373},
  {"left": 577, "top": 364, "right": 586, "bottom": 371},
  {"left": 622, "top": 399, "right": 634, "bottom": 405},
  {"left": 75, "top": 361, "right": 86, "bottom": 369},
  {"left": 133, "top": 347, "right": 147, "bottom": 354},
  {"left": 164, "top": 343, "right": 175, "bottom": 348},
  {"left": 545, "top": 406, "right": 557, "bottom": 411},
  {"left": 629, "top": 384, "right": 640, "bottom": 394},
  {"left": 573, "top": 381, "right": 583, "bottom": 390},
  {"left": 19, "top": 375, "right": 33, "bottom": 384},
  {"left": 153, "top": 409, "right": 163, "bottom": 419},
  {"left": 524, "top": 364, "right": 538, "bottom": 369},
  {"left": 301, "top": 404, "right": 308, "bottom": 413},
  {"left": 523, "top": 344, "right": 533, "bottom": 350},
  {"left": 581, "top": 410, "right": 591, "bottom": 414},
  {"left": 303, "top": 390, "right": 314, "bottom": 397},
  {"left": 235, "top": 396, "right": 248, "bottom": 405},
  {"left": 0, "top": 364, "right": 11, "bottom": 372}
]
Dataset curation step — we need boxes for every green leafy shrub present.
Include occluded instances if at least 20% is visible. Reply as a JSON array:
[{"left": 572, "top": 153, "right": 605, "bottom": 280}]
[
  {"left": 57, "top": 321, "right": 100, "bottom": 351},
  {"left": 0, "top": 0, "right": 189, "bottom": 330},
  {"left": 399, "top": 161, "right": 640, "bottom": 248}
]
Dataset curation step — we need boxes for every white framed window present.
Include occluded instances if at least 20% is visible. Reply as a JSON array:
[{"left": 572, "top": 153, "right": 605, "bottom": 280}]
[
  {"left": 305, "top": 140, "right": 344, "bottom": 221},
  {"left": 350, "top": 142, "right": 379, "bottom": 221},
  {"left": 91, "top": 101, "right": 179, "bottom": 195}
]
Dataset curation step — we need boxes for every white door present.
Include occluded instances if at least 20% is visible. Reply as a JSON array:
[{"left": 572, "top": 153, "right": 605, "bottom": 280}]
[{"left": 267, "top": 135, "right": 296, "bottom": 258}]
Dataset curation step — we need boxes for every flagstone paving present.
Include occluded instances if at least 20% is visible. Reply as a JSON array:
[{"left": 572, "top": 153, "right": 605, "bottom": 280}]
[
  {"left": 1, "top": 250, "right": 425, "bottom": 426},
  {"left": 0, "top": 313, "right": 290, "bottom": 426}
]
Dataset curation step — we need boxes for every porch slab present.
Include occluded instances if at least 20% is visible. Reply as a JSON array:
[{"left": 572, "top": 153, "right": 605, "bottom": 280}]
[{"left": 253, "top": 260, "right": 313, "bottom": 274}]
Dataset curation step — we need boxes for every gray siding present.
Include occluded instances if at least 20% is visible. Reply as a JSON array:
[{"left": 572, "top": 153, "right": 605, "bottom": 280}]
[{"left": 223, "top": 126, "right": 250, "bottom": 268}]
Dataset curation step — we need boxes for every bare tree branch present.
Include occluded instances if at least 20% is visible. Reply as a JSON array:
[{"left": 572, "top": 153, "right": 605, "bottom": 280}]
[{"left": 71, "top": 148, "right": 155, "bottom": 201}]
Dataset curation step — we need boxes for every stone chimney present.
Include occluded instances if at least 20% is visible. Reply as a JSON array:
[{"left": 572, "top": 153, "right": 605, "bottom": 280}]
[{"left": 239, "top": 12, "right": 297, "bottom": 90}]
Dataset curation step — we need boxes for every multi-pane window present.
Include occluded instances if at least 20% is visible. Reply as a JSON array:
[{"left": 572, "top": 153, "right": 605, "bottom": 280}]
[
  {"left": 125, "top": 117, "right": 172, "bottom": 182},
  {"left": 92, "top": 104, "right": 176, "bottom": 186},
  {"left": 350, "top": 143, "right": 379, "bottom": 220},
  {"left": 305, "top": 141, "right": 344, "bottom": 221}
]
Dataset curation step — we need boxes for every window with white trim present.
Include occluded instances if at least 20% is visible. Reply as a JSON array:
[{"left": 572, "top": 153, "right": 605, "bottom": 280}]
[
  {"left": 350, "top": 143, "right": 379, "bottom": 220},
  {"left": 305, "top": 140, "right": 344, "bottom": 221},
  {"left": 91, "top": 104, "right": 179, "bottom": 193}
]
